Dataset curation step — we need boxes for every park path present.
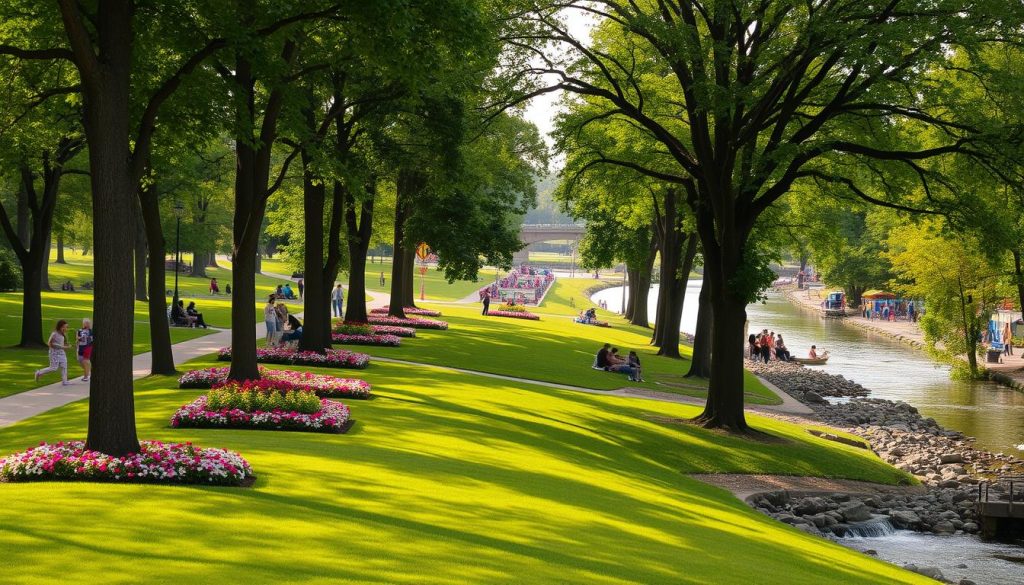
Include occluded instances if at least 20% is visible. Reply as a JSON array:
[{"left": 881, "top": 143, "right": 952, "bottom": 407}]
[
  {"left": 690, "top": 473, "right": 925, "bottom": 503},
  {"left": 0, "top": 288, "right": 393, "bottom": 429}
]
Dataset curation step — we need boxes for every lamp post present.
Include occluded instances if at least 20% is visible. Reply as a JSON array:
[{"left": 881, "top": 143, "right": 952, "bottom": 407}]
[{"left": 172, "top": 200, "right": 185, "bottom": 307}]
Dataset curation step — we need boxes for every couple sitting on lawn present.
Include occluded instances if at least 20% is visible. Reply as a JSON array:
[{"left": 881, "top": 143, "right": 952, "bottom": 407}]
[{"left": 593, "top": 343, "right": 643, "bottom": 382}]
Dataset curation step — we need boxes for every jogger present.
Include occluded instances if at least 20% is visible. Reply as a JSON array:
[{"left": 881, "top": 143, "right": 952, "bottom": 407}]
[{"left": 35, "top": 319, "right": 71, "bottom": 385}]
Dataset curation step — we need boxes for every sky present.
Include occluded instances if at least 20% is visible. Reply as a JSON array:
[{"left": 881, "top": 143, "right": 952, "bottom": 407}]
[{"left": 521, "top": 8, "right": 596, "bottom": 159}]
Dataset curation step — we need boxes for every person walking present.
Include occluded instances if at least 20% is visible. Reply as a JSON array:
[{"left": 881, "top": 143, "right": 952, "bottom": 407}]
[
  {"left": 76, "top": 318, "right": 95, "bottom": 381},
  {"left": 35, "top": 320, "right": 71, "bottom": 385},
  {"left": 482, "top": 290, "right": 491, "bottom": 315},
  {"left": 331, "top": 284, "right": 345, "bottom": 319},
  {"left": 1004, "top": 321, "right": 1014, "bottom": 357},
  {"left": 297, "top": 278, "right": 304, "bottom": 299},
  {"left": 264, "top": 295, "right": 279, "bottom": 345},
  {"left": 379, "top": 272, "right": 386, "bottom": 286}
]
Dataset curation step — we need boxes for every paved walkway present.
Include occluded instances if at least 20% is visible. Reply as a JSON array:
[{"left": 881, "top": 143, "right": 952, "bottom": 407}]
[
  {"left": 0, "top": 288, "right": 393, "bottom": 429},
  {"left": 690, "top": 473, "right": 925, "bottom": 503}
]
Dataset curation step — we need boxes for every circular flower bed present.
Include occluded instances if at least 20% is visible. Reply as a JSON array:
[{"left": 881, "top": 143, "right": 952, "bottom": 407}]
[
  {"left": 487, "top": 310, "right": 540, "bottom": 320},
  {"left": 331, "top": 333, "right": 401, "bottom": 347},
  {"left": 371, "top": 306, "right": 442, "bottom": 317},
  {"left": 0, "top": 440, "right": 253, "bottom": 485},
  {"left": 179, "top": 366, "right": 372, "bottom": 398},
  {"left": 217, "top": 347, "right": 370, "bottom": 369},
  {"left": 367, "top": 315, "right": 448, "bottom": 330},
  {"left": 170, "top": 396, "right": 351, "bottom": 434}
]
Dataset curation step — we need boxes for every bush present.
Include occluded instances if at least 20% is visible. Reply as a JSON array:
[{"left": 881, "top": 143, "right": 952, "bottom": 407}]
[
  {"left": 334, "top": 323, "right": 374, "bottom": 336},
  {"left": 0, "top": 247, "right": 20, "bottom": 292},
  {"left": 205, "top": 387, "right": 322, "bottom": 414}
]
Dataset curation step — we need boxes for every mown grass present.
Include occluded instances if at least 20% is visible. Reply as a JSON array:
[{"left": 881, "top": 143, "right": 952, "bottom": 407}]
[
  {"left": 0, "top": 354, "right": 924, "bottom": 585},
  {"left": 356, "top": 278, "right": 780, "bottom": 405},
  {"left": 0, "top": 251, "right": 289, "bottom": 398}
]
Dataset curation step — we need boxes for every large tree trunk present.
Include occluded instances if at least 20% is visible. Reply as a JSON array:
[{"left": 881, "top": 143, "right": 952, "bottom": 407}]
[
  {"left": 55, "top": 232, "right": 66, "bottom": 263},
  {"left": 692, "top": 194, "right": 749, "bottom": 431},
  {"left": 20, "top": 264, "right": 45, "bottom": 348},
  {"left": 139, "top": 186, "right": 176, "bottom": 375},
  {"left": 345, "top": 189, "right": 374, "bottom": 324},
  {"left": 629, "top": 235, "right": 656, "bottom": 327},
  {"left": 686, "top": 277, "right": 713, "bottom": 378},
  {"left": 192, "top": 251, "right": 208, "bottom": 278},
  {"left": 72, "top": 0, "right": 141, "bottom": 456},
  {"left": 657, "top": 235, "right": 696, "bottom": 358},
  {"left": 401, "top": 243, "right": 417, "bottom": 307},
  {"left": 298, "top": 149, "right": 330, "bottom": 353},
  {"left": 133, "top": 199, "right": 147, "bottom": 302},
  {"left": 388, "top": 169, "right": 423, "bottom": 318},
  {"left": 40, "top": 228, "right": 52, "bottom": 291},
  {"left": 16, "top": 186, "right": 30, "bottom": 248}
]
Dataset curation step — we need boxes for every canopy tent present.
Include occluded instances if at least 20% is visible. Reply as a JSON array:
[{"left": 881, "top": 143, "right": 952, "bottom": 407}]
[{"left": 861, "top": 290, "right": 896, "bottom": 300}]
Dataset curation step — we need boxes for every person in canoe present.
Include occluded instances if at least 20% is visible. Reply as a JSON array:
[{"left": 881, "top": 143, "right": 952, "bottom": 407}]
[{"left": 808, "top": 345, "right": 820, "bottom": 359}]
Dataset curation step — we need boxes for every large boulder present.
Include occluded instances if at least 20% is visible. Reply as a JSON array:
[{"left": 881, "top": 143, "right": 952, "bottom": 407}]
[
  {"left": 932, "top": 520, "right": 956, "bottom": 534},
  {"left": 890, "top": 510, "right": 921, "bottom": 529},
  {"left": 839, "top": 501, "right": 873, "bottom": 523},
  {"left": 793, "top": 497, "right": 831, "bottom": 516}
]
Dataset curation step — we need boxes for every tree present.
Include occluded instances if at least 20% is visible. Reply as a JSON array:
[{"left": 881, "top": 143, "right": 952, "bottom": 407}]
[
  {"left": 888, "top": 221, "right": 1004, "bottom": 378},
  {"left": 511, "top": 1, "right": 1021, "bottom": 431}
]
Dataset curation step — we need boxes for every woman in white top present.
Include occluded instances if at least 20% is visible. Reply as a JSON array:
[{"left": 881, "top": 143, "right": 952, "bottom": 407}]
[
  {"left": 35, "top": 319, "right": 71, "bottom": 385},
  {"left": 264, "top": 295, "right": 279, "bottom": 344}
]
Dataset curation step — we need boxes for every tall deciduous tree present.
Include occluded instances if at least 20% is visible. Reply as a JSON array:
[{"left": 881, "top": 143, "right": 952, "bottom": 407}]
[{"left": 512, "top": 1, "right": 1021, "bottom": 431}]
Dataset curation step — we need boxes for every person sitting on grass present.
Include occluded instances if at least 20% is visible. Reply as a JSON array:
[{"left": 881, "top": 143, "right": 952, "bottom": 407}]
[
  {"left": 171, "top": 300, "right": 193, "bottom": 327},
  {"left": 209, "top": 278, "right": 220, "bottom": 294},
  {"left": 274, "top": 284, "right": 284, "bottom": 299},
  {"left": 283, "top": 283, "right": 296, "bottom": 299},
  {"left": 607, "top": 347, "right": 640, "bottom": 381},
  {"left": 281, "top": 314, "right": 303, "bottom": 342},
  {"left": 628, "top": 351, "right": 644, "bottom": 382},
  {"left": 594, "top": 343, "right": 611, "bottom": 369},
  {"left": 186, "top": 301, "right": 208, "bottom": 329},
  {"left": 35, "top": 320, "right": 71, "bottom": 386}
]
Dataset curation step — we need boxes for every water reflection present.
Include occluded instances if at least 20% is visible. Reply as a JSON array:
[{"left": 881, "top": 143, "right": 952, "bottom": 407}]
[{"left": 591, "top": 283, "right": 1024, "bottom": 455}]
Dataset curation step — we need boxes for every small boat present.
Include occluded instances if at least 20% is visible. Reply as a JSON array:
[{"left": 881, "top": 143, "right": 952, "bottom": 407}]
[{"left": 794, "top": 352, "right": 829, "bottom": 365}]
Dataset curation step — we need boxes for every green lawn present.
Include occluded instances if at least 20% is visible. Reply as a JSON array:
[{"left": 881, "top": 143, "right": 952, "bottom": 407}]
[
  {"left": 0, "top": 251, "right": 290, "bottom": 398},
  {"left": 357, "top": 278, "right": 780, "bottom": 405},
  {"left": 0, "top": 354, "right": 924, "bottom": 585}
]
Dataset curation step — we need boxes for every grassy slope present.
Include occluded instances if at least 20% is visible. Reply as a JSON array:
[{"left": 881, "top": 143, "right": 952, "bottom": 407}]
[
  {"left": 0, "top": 354, "right": 924, "bottom": 585},
  {"left": 357, "top": 277, "right": 779, "bottom": 405},
  {"left": 0, "top": 250, "right": 289, "bottom": 398}
]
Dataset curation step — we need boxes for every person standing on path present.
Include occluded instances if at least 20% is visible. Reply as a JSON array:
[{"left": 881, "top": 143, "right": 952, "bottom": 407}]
[
  {"left": 332, "top": 284, "right": 345, "bottom": 319},
  {"left": 35, "top": 320, "right": 71, "bottom": 385},
  {"left": 297, "top": 278, "right": 304, "bottom": 299},
  {"left": 482, "top": 290, "right": 490, "bottom": 315},
  {"left": 264, "top": 295, "right": 279, "bottom": 345},
  {"left": 1004, "top": 321, "right": 1014, "bottom": 357},
  {"left": 76, "top": 319, "right": 95, "bottom": 381},
  {"left": 379, "top": 272, "right": 385, "bottom": 286}
]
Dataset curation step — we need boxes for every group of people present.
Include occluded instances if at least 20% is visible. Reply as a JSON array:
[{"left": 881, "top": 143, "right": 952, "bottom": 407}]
[
  {"left": 59, "top": 280, "right": 76, "bottom": 292},
  {"left": 864, "top": 300, "right": 919, "bottom": 323},
  {"left": 170, "top": 300, "right": 208, "bottom": 328},
  {"left": 34, "top": 318, "right": 94, "bottom": 385},
  {"left": 594, "top": 343, "right": 643, "bottom": 382},
  {"left": 748, "top": 329, "right": 793, "bottom": 362},
  {"left": 274, "top": 283, "right": 299, "bottom": 300},
  {"left": 265, "top": 295, "right": 303, "bottom": 345},
  {"left": 208, "top": 278, "right": 231, "bottom": 295},
  {"left": 576, "top": 307, "right": 602, "bottom": 324}
]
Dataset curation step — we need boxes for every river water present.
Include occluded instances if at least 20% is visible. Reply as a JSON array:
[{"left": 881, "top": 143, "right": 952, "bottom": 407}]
[
  {"left": 591, "top": 282, "right": 1024, "bottom": 583},
  {"left": 591, "top": 282, "right": 1024, "bottom": 456}
]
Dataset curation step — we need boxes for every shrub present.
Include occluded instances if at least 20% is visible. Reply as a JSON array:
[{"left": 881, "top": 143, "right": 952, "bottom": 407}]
[
  {"left": 334, "top": 323, "right": 374, "bottom": 336},
  {"left": 205, "top": 387, "right": 322, "bottom": 414}
]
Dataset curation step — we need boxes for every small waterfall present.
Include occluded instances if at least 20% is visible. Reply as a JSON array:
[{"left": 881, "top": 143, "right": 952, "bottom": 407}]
[{"left": 833, "top": 515, "right": 897, "bottom": 538}]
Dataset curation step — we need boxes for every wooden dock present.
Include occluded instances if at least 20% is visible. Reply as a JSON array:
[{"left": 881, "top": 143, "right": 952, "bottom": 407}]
[{"left": 977, "top": 476, "right": 1024, "bottom": 539}]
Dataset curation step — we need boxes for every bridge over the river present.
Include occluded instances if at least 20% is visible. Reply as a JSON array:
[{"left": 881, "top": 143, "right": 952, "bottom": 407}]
[{"left": 515, "top": 223, "right": 585, "bottom": 264}]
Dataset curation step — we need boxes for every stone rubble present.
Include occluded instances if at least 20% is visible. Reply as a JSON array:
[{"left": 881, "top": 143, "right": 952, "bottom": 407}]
[{"left": 743, "top": 359, "right": 1024, "bottom": 582}]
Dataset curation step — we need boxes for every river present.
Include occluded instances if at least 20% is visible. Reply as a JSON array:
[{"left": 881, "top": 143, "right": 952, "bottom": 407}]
[
  {"left": 591, "top": 282, "right": 1024, "bottom": 456},
  {"left": 591, "top": 282, "right": 1024, "bottom": 584}
]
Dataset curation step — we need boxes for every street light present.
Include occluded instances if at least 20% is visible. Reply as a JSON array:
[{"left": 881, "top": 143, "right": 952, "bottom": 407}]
[{"left": 172, "top": 200, "right": 185, "bottom": 307}]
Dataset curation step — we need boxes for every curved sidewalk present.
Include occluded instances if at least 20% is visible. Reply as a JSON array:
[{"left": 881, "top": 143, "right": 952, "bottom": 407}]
[{"left": 0, "top": 290, "right": 393, "bottom": 429}]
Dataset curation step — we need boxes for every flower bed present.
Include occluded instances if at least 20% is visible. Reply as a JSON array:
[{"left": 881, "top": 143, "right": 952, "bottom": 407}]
[
  {"left": 179, "top": 366, "right": 372, "bottom": 398},
  {"left": 331, "top": 333, "right": 401, "bottom": 347},
  {"left": 371, "top": 306, "right": 442, "bottom": 317},
  {"left": 366, "top": 315, "right": 448, "bottom": 330},
  {"left": 333, "top": 323, "right": 373, "bottom": 336},
  {"left": 498, "top": 303, "right": 528, "bottom": 313},
  {"left": 370, "top": 325, "right": 416, "bottom": 338},
  {"left": 170, "top": 396, "right": 351, "bottom": 434},
  {"left": 0, "top": 440, "right": 253, "bottom": 485},
  {"left": 217, "top": 347, "right": 370, "bottom": 369},
  {"left": 487, "top": 310, "right": 540, "bottom": 320}
]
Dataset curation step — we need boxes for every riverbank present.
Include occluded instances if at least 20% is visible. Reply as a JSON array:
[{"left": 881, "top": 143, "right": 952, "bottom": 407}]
[
  {"left": 744, "top": 359, "right": 1024, "bottom": 584},
  {"left": 781, "top": 285, "right": 1024, "bottom": 393}
]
